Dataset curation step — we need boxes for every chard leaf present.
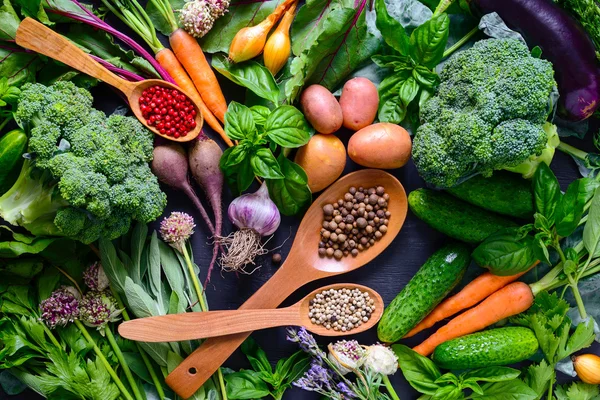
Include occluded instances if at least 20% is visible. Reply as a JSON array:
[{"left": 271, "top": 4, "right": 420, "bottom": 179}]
[
  {"left": 0, "top": 0, "right": 20, "bottom": 40},
  {"left": 0, "top": 46, "right": 43, "bottom": 87}
]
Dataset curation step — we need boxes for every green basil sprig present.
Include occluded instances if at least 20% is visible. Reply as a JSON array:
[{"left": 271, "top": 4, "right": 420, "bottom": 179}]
[
  {"left": 219, "top": 101, "right": 313, "bottom": 215},
  {"left": 373, "top": 0, "right": 449, "bottom": 124},
  {"left": 392, "top": 345, "right": 537, "bottom": 400},
  {"left": 224, "top": 337, "right": 310, "bottom": 400}
]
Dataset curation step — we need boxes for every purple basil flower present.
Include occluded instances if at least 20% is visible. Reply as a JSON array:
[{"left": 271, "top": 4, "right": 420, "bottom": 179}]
[
  {"left": 286, "top": 327, "right": 326, "bottom": 360},
  {"left": 83, "top": 262, "right": 109, "bottom": 291},
  {"left": 39, "top": 286, "right": 81, "bottom": 329}
]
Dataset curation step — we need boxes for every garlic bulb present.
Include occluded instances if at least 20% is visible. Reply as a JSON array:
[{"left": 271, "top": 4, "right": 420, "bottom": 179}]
[{"left": 228, "top": 182, "right": 280, "bottom": 236}]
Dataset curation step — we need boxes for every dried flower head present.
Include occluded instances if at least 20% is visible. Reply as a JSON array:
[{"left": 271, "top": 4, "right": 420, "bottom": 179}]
[
  {"left": 160, "top": 212, "right": 195, "bottom": 253},
  {"left": 39, "top": 286, "right": 81, "bottom": 329},
  {"left": 328, "top": 340, "right": 366, "bottom": 375},
  {"left": 83, "top": 262, "right": 109, "bottom": 292},
  {"left": 364, "top": 344, "right": 398, "bottom": 376},
  {"left": 179, "top": 0, "right": 216, "bottom": 38},
  {"left": 286, "top": 327, "right": 326, "bottom": 360},
  {"left": 79, "top": 291, "right": 123, "bottom": 331}
]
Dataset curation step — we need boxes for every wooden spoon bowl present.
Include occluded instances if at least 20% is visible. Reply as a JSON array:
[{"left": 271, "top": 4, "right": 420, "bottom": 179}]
[
  {"left": 15, "top": 18, "right": 202, "bottom": 142},
  {"left": 165, "top": 169, "right": 407, "bottom": 398},
  {"left": 118, "top": 283, "right": 384, "bottom": 342}
]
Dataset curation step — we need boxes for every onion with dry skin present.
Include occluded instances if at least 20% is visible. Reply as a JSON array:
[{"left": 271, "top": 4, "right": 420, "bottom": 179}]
[{"left": 574, "top": 354, "right": 600, "bottom": 384}]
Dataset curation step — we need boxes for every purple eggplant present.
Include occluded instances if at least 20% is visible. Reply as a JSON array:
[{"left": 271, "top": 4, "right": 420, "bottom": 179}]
[{"left": 468, "top": 0, "right": 600, "bottom": 121}]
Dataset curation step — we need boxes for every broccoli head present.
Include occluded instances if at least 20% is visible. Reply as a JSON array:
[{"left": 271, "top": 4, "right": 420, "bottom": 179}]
[
  {"left": 412, "top": 39, "right": 559, "bottom": 188},
  {"left": 0, "top": 82, "right": 166, "bottom": 243}
]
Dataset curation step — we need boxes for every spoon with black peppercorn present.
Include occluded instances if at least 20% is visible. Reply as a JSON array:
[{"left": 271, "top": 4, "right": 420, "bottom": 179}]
[{"left": 118, "top": 283, "right": 384, "bottom": 342}]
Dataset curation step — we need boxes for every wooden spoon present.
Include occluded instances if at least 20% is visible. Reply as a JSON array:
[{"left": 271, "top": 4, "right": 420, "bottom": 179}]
[
  {"left": 166, "top": 169, "right": 407, "bottom": 398},
  {"left": 118, "top": 283, "right": 384, "bottom": 341},
  {"left": 15, "top": 18, "right": 202, "bottom": 143}
]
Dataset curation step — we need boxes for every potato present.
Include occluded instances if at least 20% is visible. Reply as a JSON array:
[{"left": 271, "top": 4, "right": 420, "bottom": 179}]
[
  {"left": 348, "top": 123, "right": 411, "bottom": 169},
  {"left": 339, "top": 77, "right": 379, "bottom": 130},
  {"left": 294, "top": 134, "right": 346, "bottom": 192},
  {"left": 300, "top": 85, "right": 343, "bottom": 134}
]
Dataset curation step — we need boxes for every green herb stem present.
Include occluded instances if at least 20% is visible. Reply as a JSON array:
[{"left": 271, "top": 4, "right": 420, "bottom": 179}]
[
  {"left": 557, "top": 141, "right": 588, "bottom": 161},
  {"left": 382, "top": 375, "right": 400, "bottom": 400},
  {"left": 443, "top": 26, "right": 479, "bottom": 59},
  {"left": 105, "top": 326, "right": 144, "bottom": 400},
  {"left": 111, "top": 288, "right": 167, "bottom": 399},
  {"left": 148, "top": 0, "right": 178, "bottom": 34},
  {"left": 530, "top": 262, "right": 564, "bottom": 296},
  {"left": 0, "top": 117, "right": 10, "bottom": 132},
  {"left": 74, "top": 320, "right": 134, "bottom": 400},
  {"left": 42, "top": 324, "right": 63, "bottom": 349},
  {"left": 567, "top": 274, "right": 588, "bottom": 319},
  {"left": 547, "top": 372, "right": 555, "bottom": 399}
]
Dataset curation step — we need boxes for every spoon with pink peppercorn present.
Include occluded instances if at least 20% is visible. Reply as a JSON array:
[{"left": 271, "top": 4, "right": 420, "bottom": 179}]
[
  {"left": 118, "top": 283, "right": 384, "bottom": 341},
  {"left": 15, "top": 18, "right": 203, "bottom": 142}
]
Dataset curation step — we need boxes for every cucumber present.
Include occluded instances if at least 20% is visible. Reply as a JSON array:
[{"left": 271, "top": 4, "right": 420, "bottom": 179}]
[
  {"left": 0, "top": 129, "right": 27, "bottom": 195},
  {"left": 432, "top": 327, "right": 539, "bottom": 370},
  {"left": 408, "top": 189, "right": 518, "bottom": 244},
  {"left": 447, "top": 172, "right": 534, "bottom": 219},
  {"left": 377, "top": 243, "right": 470, "bottom": 343}
]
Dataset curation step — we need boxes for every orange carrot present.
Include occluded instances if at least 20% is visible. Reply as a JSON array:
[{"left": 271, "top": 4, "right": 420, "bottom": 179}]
[
  {"left": 404, "top": 263, "right": 538, "bottom": 338},
  {"left": 412, "top": 281, "right": 535, "bottom": 356},
  {"left": 155, "top": 49, "right": 232, "bottom": 147},
  {"left": 170, "top": 29, "right": 228, "bottom": 123}
]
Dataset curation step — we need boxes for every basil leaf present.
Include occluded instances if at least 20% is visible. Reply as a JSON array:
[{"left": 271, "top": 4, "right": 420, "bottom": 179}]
[
  {"left": 392, "top": 345, "right": 441, "bottom": 395},
  {"left": 372, "top": 54, "right": 412, "bottom": 69},
  {"left": 431, "top": 385, "right": 462, "bottom": 400},
  {"left": 472, "top": 227, "right": 537, "bottom": 276},
  {"left": 378, "top": 75, "right": 405, "bottom": 123},
  {"left": 461, "top": 367, "right": 520, "bottom": 383},
  {"left": 462, "top": 381, "right": 484, "bottom": 395},
  {"left": 470, "top": 380, "right": 538, "bottom": 400},
  {"left": 250, "top": 148, "right": 284, "bottom": 179},
  {"left": 409, "top": 13, "right": 450, "bottom": 69},
  {"left": 212, "top": 56, "right": 280, "bottom": 103},
  {"left": 264, "top": 105, "right": 312, "bottom": 148},
  {"left": 236, "top": 157, "right": 255, "bottom": 194},
  {"left": 532, "top": 162, "right": 561, "bottom": 225},
  {"left": 225, "top": 102, "right": 256, "bottom": 140},
  {"left": 434, "top": 373, "right": 458, "bottom": 385},
  {"left": 220, "top": 144, "right": 251, "bottom": 170},
  {"left": 224, "top": 370, "right": 270, "bottom": 399},
  {"left": 241, "top": 337, "right": 272, "bottom": 373},
  {"left": 267, "top": 156, "right": 312, "bottom": 216},
  {"left": 555, "top": 178, "right": 599, "bottom": 237},
  {"left": 374, "top": 0, "right": 410, "bottom": 55},
  {"left": 399, "top": 77, "right": 420, "bottom": 108},
  {"left": 412, "top": 65, "right": 439, "bottom": 89},
  {"left": 583, "top": 187, "right": 600, "bottom": 258},
  {"left": 250, "top": 105, "right": 271, "bottom": 127}
]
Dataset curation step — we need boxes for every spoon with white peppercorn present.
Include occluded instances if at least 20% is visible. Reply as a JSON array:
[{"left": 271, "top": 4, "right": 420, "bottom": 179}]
[{"left": 118, "top": 283, "right": 384, "bottom": 341}]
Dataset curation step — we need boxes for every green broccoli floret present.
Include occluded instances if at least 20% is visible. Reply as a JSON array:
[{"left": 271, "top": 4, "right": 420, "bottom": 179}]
[
  {"left": 412, "top": 38, "right": 559, "bottom": 188},
  {"left": 0, "top": 82, "right": 166, "bottom": 243}
]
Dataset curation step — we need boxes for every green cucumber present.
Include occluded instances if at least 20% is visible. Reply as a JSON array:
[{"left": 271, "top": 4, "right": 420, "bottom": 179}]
[
  {"left": 432, "top": 327, "right": 539, "bottom": 370},
  {"left": 377, "top": 243, "right": 470, "bottom": 343},
  {"left": 0, "top": 129, "right": 27, "bottom": 195},
  {"left": 447, "top": 172, "right": 534, "bottom": 219},
  {"left": 408, "top": 188, "right": 518, "bottom": 244}
]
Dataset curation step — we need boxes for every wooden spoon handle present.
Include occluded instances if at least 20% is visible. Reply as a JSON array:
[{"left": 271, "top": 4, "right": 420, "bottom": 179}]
[
  {"left": 165, "top": 266, "right": 316, "bottom": 399},
  {"left": 15, "top": 18, "right": 134, "bottom": 96},
  {"left": 118, "top": 307, "right": 301, "bottom": 342}
]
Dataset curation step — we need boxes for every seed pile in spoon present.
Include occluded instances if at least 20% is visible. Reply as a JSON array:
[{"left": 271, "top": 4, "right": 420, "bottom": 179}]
[
  {"left": 319, "top": 185, "right": 391, "bottom": 259},
  {"left": 308, "top": 287, "right": 376, "bottom": 332}
]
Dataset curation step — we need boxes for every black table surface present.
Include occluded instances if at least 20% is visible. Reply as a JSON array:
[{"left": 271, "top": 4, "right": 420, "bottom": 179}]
[{"left": 7, "top": 40, "right": 600, "bottom": 400}]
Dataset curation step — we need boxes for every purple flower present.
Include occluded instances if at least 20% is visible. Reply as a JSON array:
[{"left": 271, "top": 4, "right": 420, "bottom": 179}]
[
  {"left": 83, "top": 262, "right": 109, "bottom": 291},
  {"left": 39, "top": 286, "right": 81, "bottom": 329},
  {"left": 179, "top": 0, "right": 216, "bottom": 38},
  {"left": 160, "top": 212, "right": 195, "bottom": 252},
  {"left": 206, "top": 0, "right": 229, "bottom": 17},
  {"left": 336, "top": 382, "right": 358, "bottom": 399},
  {"left": 79, "top": 291, "right": 123, "bottom": 331},
  {"left": 286, "top": 327, "right": 326, "bottom": 360},
  {"left": 294, "top": 361, "right": 335, "bottom": 392}
]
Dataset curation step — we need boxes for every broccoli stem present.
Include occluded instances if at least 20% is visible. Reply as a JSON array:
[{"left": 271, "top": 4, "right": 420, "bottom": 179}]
[{"left": 557, "top": 141, "right": 589, "bottom": 161}]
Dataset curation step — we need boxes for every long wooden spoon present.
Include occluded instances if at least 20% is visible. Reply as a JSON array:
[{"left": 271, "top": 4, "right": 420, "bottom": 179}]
[
  {"left": 166, "top": 169, "right": 407, "bottom": 398},
  {"left": 118, "top": 283, "right": 384, "bottom": 341},
  {"left": 15, "top": 18, "right": 202, "bottom": 142}
]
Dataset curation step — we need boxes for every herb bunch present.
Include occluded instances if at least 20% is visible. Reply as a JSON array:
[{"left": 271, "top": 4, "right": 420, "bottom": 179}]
[
  {"left": 372, "top": 0, "right": 449, "bottom": 124},
  {"left": 219, "top": 101, "right": 313, "bottom": 215}
]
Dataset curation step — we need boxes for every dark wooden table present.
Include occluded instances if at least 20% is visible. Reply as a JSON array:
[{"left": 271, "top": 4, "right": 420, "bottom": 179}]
[{"left": 8, "top": 50, "right": 600, "bottom": 400}]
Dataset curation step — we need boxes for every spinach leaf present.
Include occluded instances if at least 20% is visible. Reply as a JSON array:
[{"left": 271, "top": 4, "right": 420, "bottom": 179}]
[
  {"left": 374, "top": 0, "right": 409, "bottom": 55},
  {"left": 266, "top": 155, "right": 312, "bottom": 216},
  {"left": 264, "top": 105, "right": 312, "bottom": 148},
  {"left": 212, "top": 56, "right": 280, "bottom": 103},
  {"left": 583, "top": 187, "right": 600, "bottom": 258},
  {"left": 472, "top": 227, "right": 537, "bottom": 276},
  {"left": 250, "top": 148, "right": 283, "bottom": 179},
  {"left": 409, "top": 13, "right": 450, "bottom": 69},
  {"left": 225, "top": 102, "right": 256, "bottom": 141},
  {"left": 532, "top": 162, "right": 561, "bottom": 225}
]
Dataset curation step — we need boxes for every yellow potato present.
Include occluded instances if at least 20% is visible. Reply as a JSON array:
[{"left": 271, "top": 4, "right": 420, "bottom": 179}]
[
  {"left": 339, "top": 77, "right": 379, "bottom": 130},
  {"left": 300, "top": 85, "right": 343, "bottom": 134},
  {"left": 294, "top": 134, "right": 346, "bottom": 192},
  {"left": 348, "top": 123, "right": 411, "bottom": 169}
]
